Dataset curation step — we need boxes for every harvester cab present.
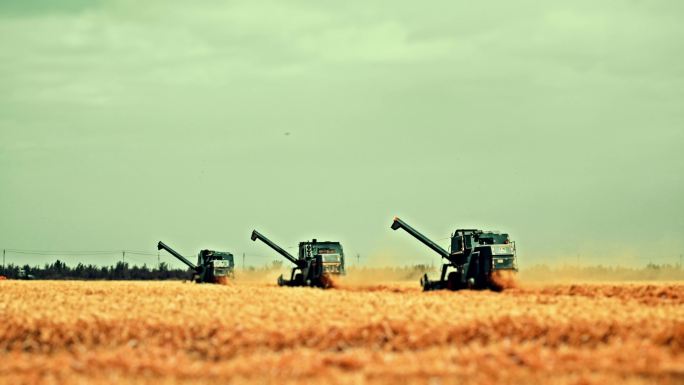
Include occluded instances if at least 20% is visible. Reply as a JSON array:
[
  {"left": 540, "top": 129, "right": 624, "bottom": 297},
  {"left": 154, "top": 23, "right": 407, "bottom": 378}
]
[
  {"left": 250, "top": 230, "right": 345, "bottom": 288},
  {"left": 391, "top": 217, "right": 517, "bottom": 291},
  {"left": 157, "top": 241, "right": 235, "bottom": 284},
  {"left": 17, "top": 268, "right": 34, "bottom": 280}
]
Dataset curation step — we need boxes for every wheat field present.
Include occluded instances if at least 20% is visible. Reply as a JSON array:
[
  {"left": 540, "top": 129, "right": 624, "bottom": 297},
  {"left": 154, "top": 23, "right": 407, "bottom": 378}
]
[{"left": 1, "top": 280, "right": 682, "bottom": 385}]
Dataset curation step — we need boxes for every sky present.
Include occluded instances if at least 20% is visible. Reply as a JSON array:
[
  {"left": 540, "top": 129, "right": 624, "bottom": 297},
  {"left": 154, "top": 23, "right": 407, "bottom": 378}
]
[{"left": 1, "top": 1, "right": 682, "bottom": 269}]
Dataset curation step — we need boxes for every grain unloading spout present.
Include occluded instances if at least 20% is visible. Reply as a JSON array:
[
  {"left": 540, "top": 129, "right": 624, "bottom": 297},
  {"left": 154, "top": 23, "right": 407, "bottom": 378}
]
[
  {"left": 391, "top": 217, "right": 450, "bottom": 259},
  {"left": 250, "top": 230, "right": 302, "bottom": 267},
  {"left": 157, "top": 241, "right": 198, "bottom": 270}
]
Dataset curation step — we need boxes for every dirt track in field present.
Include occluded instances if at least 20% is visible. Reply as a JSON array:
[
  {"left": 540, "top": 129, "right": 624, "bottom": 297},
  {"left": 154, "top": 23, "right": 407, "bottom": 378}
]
[{"left": 1, "top": 281, "right": 682, "bottom": 385}]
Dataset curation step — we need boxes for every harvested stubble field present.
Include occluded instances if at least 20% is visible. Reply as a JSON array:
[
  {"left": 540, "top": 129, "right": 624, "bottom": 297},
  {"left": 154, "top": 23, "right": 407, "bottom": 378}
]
[{"left": 1, "top": 280, "right": 682, "bottom": 385}]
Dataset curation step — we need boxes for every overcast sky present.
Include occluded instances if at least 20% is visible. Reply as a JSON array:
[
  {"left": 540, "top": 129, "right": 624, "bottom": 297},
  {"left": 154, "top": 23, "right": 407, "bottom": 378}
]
[{"left": 1, "top": 1, "right": 682, "bottom": 269}]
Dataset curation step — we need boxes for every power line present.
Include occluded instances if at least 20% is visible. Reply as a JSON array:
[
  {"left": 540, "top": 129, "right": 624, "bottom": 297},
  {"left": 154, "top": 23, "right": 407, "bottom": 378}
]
[
  {"left": 6, "top": 250, "right": 117, "bottom": 256},
  {"left": 121, "top": 250, "right": 161, "bottom": 255},
  {"left": 124, "top": 251, "right": 158, "bottom": 256},
  {"left": 123, "top": 254, "right": 149, "bottom": 265},
  {"left": 5, "top": 248, "right": 120, "bottom": 253},
  {"left": 3, "top": 249, "right": 160, "bottom": 256}
]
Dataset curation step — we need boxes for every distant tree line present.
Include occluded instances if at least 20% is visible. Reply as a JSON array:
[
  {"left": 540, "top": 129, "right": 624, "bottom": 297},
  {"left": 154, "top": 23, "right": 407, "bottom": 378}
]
[
  {"left": 1, "top": 259, "right": 682, "bottom": 281},
  {"left": 0, "top": 260, "right": 191, "bottom": 280}
]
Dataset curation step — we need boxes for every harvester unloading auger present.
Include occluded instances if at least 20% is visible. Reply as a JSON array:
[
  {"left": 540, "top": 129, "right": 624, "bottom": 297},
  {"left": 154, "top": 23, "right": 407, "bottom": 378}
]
[
  {"left": 157, "top": 241, "right": 235, "bottom": 284},
  {"left": 250, "top": 230, "right": 345, "bottom": 288},
  {"left": 391, "top": 217, "right": 518, "bottom": 291}
]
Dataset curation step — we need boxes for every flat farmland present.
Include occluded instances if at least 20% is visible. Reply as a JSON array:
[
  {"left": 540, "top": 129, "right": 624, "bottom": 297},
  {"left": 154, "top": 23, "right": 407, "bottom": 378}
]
[{"left": 1, "top": 280, "right": 682, "bottom": 385}]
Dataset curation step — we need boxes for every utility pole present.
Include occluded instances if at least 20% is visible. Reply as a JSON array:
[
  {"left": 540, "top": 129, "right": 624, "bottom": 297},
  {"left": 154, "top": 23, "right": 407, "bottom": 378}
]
[
  {"left": 122, "top": 251, "right": 125, "bottom": 265},
  {"left": 157, "top": 252, "right": 160, "bottom": 269},
  {"left": 2, "top": 249, "right": 4, "bottom": 274},
  {"left": 356, "top": 253, "right": 360, "bottom": 266},
  {"left": 242, "top": 253, "right": 245, "bottom": 271}
]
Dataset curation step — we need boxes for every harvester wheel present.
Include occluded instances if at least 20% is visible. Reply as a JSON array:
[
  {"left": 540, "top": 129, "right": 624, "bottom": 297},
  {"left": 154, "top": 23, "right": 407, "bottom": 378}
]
[
  {"left": 446, "top": 272, "right": 461, "bottom": 291},
  {"left": 488, "top": 279, "right": 504, "bottom": 292},
  {"left": 420, "top": 274, "right": 430, "bottom": 291},
  {"left": 319, "top": 274, "right": 335, "bottom": 289},
  {"left": 294, "top": 273, "right": 304, "bottom": 285}
]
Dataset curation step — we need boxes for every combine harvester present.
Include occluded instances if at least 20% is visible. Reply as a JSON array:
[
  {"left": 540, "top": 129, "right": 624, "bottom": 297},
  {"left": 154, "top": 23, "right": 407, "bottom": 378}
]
[
  {"left": 18, "top": 268, "right": 34, "bottom": 280},
  {"left": 157, "top": 241, "right": 235, "bottom": 284},
  {"left": 391, "top": 217, "right": 517, "bottom": 291},
  {"left": 250, "top": 230, "right": 345, "bottom": 288}
]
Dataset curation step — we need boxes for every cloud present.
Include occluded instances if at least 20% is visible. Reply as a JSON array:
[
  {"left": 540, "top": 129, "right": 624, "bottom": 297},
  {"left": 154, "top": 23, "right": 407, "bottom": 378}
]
[
  {"left": 2, "top": 0, "right": 683, "bottom": 107},
  {"left": 0, "top": 1, "right": 682, "bottom": 263},
  {"left": 0, "top": 0, "right": 102, "bottom": 16}
]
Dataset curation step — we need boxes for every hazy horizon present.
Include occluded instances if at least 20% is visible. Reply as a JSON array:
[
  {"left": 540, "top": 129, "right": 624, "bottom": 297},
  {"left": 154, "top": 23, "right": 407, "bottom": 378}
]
[{"left": 1, "top": 1, "right": 682, "bottom": 270}]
